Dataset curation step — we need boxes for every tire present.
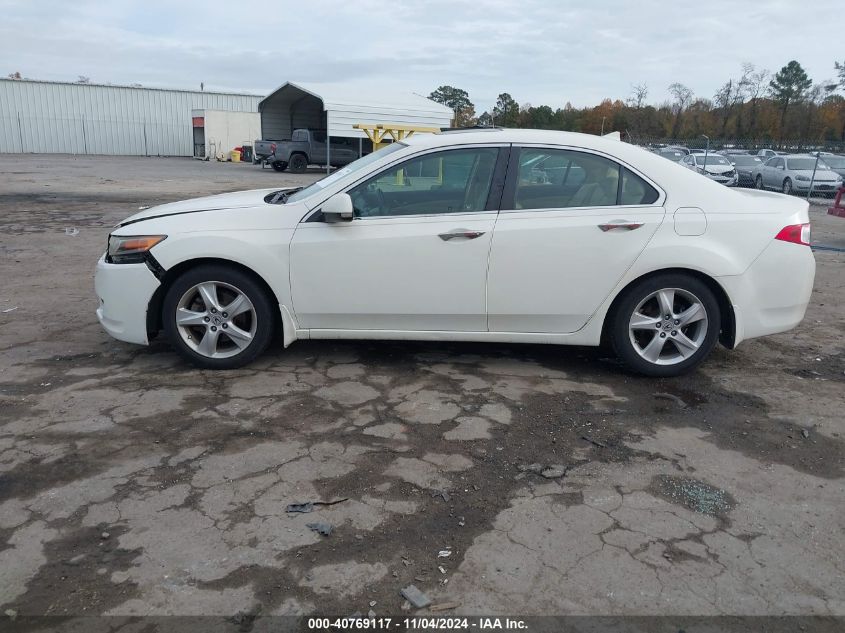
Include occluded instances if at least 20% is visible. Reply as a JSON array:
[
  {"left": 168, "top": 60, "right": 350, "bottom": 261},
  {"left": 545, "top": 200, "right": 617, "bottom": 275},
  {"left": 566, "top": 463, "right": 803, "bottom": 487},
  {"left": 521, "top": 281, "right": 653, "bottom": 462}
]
[
  {"left": 162, "top": 264, "right": 276, "bottom": 369},
  {"left": 289, "top": 153, "right": 308, "bottom": 173},
  {"left": 271, "top": 161, "right": 287, "bottom": 172},
  {"left": 609, "top": 273, "right": 721, "bottom": 377},
  {"left": 755, "top": 175, "right": 764, "bottom": 190},
  {"left": 782, "top": 178, "right": 792, "bottom": 195}
]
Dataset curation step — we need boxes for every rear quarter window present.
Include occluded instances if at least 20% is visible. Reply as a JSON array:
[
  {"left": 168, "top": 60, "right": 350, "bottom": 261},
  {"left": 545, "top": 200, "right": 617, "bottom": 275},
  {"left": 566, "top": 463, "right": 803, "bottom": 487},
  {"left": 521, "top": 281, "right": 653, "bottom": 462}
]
[{"left": 620, "top": 167, "right": 659, "bottom": 205}]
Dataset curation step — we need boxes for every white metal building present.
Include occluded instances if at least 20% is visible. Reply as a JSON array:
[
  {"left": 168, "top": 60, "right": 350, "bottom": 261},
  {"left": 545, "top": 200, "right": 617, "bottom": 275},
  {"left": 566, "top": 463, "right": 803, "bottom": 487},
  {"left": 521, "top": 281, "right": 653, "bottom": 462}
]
[
  {"left": 0, "top": 79, "right": 261, "bottom": 156},
  {"left": 191, "top": 109, "right": 261, "bottom": 160},
  {"left": 258, "top": 82, "right": 453, "bottom": 143}
]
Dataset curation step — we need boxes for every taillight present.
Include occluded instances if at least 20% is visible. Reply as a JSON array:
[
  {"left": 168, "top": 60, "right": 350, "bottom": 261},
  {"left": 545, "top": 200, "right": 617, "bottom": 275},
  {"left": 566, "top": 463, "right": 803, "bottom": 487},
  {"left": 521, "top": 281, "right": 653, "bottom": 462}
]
[
  {"left": 270, "top": 143, "right": 276, "bottom": 153},
  {"left": 775, "top": 223, "right": 811, "bottom": 246}
]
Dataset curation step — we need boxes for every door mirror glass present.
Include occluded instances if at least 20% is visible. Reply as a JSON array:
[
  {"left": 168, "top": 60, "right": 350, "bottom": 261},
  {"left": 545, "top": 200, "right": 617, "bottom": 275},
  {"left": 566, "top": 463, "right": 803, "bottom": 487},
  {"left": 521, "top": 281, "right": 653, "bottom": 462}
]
[{"left": 322, "top": 193, "right": 354, "bottom": 222}]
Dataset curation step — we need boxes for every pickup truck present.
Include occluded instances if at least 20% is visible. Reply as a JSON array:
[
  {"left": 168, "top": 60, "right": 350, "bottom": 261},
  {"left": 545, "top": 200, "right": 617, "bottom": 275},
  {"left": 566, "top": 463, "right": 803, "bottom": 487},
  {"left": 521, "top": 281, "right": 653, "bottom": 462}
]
[{"left": 255, "top": 129, "right": 359, "bottom": 172}]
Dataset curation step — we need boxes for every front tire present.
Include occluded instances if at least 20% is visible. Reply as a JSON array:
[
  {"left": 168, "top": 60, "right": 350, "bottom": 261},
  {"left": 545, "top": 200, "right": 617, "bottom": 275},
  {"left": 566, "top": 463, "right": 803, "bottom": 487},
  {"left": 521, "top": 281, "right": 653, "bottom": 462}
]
[
  {"left": 755, "top": 175, "right": 764, "bottom": 190},
  {"left": 782, "top": 178, "right": 793, "bottom": 195},
  {"left": 162, "top": 264, "right": 275, "bottom": 369},
  {"left": 609, "top": 273, "right": 720, "bottom": 377}
]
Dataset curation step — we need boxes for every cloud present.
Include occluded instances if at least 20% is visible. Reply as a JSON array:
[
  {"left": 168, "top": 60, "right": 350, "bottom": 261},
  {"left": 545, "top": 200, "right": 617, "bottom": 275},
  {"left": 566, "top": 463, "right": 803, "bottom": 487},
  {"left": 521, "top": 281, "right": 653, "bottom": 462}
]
[{"left": 0, "top": 0, "right": 839, "bottom": 108}]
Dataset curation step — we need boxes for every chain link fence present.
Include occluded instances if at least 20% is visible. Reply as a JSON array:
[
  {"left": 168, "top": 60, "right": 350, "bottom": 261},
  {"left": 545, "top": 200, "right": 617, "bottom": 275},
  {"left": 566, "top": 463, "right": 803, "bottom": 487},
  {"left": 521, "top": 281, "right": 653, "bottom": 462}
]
[{"left": 625, "top": 135, "right": 844, "bottom": 205}]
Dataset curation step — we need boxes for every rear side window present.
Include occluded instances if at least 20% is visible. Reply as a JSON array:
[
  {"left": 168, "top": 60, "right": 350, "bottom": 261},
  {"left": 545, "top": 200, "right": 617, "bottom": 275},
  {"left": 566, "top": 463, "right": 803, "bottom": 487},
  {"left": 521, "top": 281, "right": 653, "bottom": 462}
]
[
  {"left": 512, "top": 148, "right": 658, "bottom": 209},
  {"left": 620, "top": 167, "right": 659, "bottom": 205}
]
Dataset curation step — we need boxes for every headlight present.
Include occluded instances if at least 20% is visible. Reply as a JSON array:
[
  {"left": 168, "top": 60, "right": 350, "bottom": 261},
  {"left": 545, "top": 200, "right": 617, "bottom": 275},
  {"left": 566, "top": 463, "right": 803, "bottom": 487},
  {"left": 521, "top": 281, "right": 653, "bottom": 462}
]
[
  {"left": 107, "top": 234, "right": 166, "bottom": 264},
  {"left": 795, "top": 175, "right": 810, "bottom": 181}
]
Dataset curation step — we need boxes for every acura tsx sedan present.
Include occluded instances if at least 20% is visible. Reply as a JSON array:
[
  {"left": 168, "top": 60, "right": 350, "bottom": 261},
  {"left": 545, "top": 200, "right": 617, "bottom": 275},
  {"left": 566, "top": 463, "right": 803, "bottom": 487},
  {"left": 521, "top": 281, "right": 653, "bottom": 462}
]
[{"left": 95, "top": 129, "right": 815, "bottom": 377}]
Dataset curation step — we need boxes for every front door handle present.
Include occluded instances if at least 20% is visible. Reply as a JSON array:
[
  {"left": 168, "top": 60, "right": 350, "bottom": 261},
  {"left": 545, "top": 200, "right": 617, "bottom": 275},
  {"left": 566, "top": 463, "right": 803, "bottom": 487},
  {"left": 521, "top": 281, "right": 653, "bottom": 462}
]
[
  {"left": 439, "top": 229, "right": 486, "bottom": 241},
  {"left": 598, "top": 220, "right": 643, "bottom": 232}
]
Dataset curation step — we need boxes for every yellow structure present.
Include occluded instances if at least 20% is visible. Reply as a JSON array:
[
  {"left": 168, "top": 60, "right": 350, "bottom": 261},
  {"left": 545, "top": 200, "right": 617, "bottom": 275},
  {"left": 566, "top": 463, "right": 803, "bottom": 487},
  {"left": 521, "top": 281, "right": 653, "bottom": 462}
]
[{"left": 353, "top": 123, "right": 440, "bottom": 151}]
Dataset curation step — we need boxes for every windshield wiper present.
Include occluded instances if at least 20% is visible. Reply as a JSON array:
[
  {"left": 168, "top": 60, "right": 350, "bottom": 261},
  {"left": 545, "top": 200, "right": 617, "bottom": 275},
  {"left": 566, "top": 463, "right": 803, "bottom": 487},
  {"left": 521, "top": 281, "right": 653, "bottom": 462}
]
[{"left": 270, "top": 187, "right": 303, "bottom": 204}]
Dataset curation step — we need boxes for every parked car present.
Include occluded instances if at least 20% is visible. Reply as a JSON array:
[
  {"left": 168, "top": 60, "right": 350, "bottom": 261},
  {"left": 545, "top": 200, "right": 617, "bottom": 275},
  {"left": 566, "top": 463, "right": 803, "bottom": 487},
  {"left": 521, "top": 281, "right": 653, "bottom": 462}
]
[
  {"left": 260, "top": 129, "right": 359, "bottom": 173},
  {"left": 681, "top": 153, "right": 738, "bottom": 186},
  {"left": 654, "top": 148, "right": 686, "bottom": 162},
  {"left": 752, "top": 154, "right": 843, "bottom": 195},
  {"left": 755, "top": 149, "right": 787, "bottom": 161},
  {"left": 95, "top": 129, "right": 815, "bottom": 377},
  {"left": 820, "top": 154, "right": 845, "bottom": 180},
  {"left": 726, "top": 154, "right": 763, "bottom": 187}
]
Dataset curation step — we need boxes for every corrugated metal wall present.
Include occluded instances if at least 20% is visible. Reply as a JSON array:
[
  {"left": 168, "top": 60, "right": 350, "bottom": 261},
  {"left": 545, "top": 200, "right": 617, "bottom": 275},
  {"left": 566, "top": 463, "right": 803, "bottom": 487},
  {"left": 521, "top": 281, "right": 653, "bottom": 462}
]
[{"left": 0, "top": 79, "right": 262, "bottom": 156}]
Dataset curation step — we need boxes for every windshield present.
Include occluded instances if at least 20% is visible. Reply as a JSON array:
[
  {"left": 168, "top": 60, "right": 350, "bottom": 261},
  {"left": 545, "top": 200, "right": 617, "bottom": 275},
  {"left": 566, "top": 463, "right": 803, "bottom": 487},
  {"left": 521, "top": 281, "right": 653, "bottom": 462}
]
[
  {"left": 730, "top": 155, "right": 761, "bottom": 165},
  {"left": 821, "top": 156, "right": 845, "bottom": 168},
  {"left": 786, "top": 158, "right": 829, "bottom": 171},
  {"left": 658, "top": 150, "right": 684, "bottom": 161},
  {"left": 280, "top": 142, "right": 407, "bottom": 204},
  {"left": 696, "top": 155, "right": 730, "bottom": 166}
]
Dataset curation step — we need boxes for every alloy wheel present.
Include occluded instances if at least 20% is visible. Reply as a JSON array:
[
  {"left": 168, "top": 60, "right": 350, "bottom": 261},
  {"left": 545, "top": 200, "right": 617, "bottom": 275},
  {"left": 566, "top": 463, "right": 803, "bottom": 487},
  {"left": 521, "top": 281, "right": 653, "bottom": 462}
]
[
  {"left": 628, "top": 288, "right": 709, "bottom": 366},
  {"left": 174, "top": 281, "right": 257, "bottom": 359}
]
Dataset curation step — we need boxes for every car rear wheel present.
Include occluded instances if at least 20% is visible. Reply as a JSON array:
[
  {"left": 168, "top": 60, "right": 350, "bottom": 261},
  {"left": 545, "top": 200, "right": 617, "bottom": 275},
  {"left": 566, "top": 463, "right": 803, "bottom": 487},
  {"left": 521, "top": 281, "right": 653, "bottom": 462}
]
[
  {"left": 271, "top": 161, "right": 287, "bottom": 172},
  {"left": 609, "top": 274, "right": 720, "bottom": 377},
  {"left": 162, "top": 264, "right": 275, "bottom": 369},
  {"left": 755, "top": 175, "right": 764, "bottom": 190},
  {"left": 289, "top": 153, "right": 308, "bottom": 173},
  {"left": 782, "top": 178, "right": 793, "bottom": 195}
]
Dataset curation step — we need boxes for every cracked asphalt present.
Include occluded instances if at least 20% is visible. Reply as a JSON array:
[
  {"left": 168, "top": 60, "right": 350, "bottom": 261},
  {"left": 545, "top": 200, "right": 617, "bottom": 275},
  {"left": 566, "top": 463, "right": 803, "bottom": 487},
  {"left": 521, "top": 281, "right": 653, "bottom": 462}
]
[{"left": 0, "top": 155, "right": 843, "bottom": 618}]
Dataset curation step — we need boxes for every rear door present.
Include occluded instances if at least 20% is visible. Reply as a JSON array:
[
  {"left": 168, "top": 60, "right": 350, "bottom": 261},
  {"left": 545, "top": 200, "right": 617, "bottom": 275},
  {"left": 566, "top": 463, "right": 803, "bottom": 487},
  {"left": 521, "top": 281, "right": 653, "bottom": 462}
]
[
  {"left": 486, "top": 146, "right": 665, "bottom": 333},
  {"left": 764, "top": 157, "right": 782, "bottom": 188}
]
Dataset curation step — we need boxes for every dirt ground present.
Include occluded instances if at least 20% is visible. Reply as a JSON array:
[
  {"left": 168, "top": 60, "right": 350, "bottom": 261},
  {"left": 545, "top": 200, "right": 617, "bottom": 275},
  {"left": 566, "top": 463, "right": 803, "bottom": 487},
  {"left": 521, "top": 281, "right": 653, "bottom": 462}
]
[{"left": 0, "top": 155, "right": 843, "bottom": 622}]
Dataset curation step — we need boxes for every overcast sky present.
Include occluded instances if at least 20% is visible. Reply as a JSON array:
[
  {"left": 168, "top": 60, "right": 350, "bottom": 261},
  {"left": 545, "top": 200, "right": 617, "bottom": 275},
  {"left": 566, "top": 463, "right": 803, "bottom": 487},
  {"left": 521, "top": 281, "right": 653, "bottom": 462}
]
[{"left": 1, "top": 0, "right": 840, "bottom": 110}]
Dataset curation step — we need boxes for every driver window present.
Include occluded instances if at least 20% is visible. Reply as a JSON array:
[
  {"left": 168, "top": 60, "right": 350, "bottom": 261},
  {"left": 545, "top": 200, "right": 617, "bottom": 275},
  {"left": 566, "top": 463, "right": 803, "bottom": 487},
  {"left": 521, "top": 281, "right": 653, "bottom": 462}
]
[{"left": 348, "top": 148, "right": 499, "bottom": 218}]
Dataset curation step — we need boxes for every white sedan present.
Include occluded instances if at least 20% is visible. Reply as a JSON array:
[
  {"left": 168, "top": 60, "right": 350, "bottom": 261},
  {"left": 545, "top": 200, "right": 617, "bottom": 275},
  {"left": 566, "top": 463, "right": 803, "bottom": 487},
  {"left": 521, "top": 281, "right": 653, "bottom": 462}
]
[{"left": 95, "top": 129, "right": 815, "bottom": 377}]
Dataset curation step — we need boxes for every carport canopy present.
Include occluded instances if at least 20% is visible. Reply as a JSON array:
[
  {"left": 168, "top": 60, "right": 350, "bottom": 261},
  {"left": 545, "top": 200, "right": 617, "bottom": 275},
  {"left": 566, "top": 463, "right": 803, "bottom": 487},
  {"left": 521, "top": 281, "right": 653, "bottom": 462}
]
[{"left": 257, "top": 81, "right": 453, "bottom": 142}]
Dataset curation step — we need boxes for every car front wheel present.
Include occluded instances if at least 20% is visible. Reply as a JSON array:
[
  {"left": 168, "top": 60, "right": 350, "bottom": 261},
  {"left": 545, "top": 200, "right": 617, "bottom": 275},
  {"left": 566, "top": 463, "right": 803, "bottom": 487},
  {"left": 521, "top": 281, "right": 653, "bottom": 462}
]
[
  {"left": 755, "top": 175, "right": 764, "bottom": 189},
  {"left": 162, "top": 264, "right": 275, "bottom": 369},
  {"left": 782, "top": 178, "right": 793, "bottom": 195},
  {"left": 609, "top": 274, "right": 720, "bottom": 377}
]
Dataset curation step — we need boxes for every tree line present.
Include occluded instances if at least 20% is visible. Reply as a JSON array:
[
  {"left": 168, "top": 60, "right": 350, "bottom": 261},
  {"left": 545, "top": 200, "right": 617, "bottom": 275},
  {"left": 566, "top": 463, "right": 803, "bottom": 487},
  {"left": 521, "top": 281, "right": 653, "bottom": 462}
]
[{"left": 429, "top": 60, "right": 845, "bottom": 146}]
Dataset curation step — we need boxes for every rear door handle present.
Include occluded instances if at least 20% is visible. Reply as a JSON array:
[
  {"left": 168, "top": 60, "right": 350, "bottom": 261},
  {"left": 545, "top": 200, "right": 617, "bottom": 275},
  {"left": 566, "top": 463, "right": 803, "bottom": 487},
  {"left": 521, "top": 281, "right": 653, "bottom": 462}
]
[
  {"left": 439, "top": 229, "right": 486, "bottom": 241},
  {"left": 598, "top": 220, "right": 643, "bottom": 232}
]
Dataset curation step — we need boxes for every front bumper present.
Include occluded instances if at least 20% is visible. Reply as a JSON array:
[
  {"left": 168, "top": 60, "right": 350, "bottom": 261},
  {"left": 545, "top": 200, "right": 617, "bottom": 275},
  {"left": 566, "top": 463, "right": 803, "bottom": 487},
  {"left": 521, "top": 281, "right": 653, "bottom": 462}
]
[
  {"left": 704, "top": 172, "right": 738, "bottom": 186},
  {"left": 95, "top": 256, "right": 161, "bottom": 345},
  {"left": 794, "top": 181, "right": 840, "bottom": 193}
]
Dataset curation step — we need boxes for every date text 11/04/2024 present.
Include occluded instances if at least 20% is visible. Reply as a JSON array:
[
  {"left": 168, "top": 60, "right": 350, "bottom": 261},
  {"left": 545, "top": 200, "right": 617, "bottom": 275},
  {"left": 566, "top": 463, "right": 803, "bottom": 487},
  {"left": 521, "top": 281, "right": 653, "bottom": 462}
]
[{"left": 306, "top": 617, "right": 528, "bottom": 630}]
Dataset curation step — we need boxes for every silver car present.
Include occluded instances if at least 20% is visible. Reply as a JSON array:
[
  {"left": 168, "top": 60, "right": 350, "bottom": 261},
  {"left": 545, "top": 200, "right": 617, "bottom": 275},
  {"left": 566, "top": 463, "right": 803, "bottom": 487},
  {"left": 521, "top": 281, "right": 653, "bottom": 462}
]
[
  {"left": 680, "top": 152, "right": 738, "bottom": 186},
  {"left": 752, "top": 154, "right": 843, "bottom": 195},
  {"left": 820, "top": 154, "right": 845, "bottom": 180}
]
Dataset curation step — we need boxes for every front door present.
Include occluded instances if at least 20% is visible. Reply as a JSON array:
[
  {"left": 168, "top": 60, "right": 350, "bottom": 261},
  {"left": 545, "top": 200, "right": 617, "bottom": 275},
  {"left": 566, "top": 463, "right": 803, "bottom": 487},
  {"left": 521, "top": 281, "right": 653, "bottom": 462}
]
[
  {"left": 290, "top": 146, "right": 507, "bottom": 331},
  {"left": 487, "top": 146, "right": 666, "bottom": 333}
]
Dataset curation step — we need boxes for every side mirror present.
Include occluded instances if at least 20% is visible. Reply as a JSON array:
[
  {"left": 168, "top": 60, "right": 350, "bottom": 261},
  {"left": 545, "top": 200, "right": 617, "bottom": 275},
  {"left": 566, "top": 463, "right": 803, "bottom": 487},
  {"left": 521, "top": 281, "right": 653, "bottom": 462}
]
[{"left": 322, "top": 193, "right": 354, "bottom": 222}]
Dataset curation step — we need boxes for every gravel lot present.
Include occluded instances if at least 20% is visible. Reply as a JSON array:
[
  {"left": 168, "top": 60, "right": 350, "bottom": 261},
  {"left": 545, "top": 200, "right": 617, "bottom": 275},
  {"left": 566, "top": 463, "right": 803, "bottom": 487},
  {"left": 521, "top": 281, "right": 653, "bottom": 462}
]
[{"left": 1, "top": 155, "right": 843, "bottom": 620}]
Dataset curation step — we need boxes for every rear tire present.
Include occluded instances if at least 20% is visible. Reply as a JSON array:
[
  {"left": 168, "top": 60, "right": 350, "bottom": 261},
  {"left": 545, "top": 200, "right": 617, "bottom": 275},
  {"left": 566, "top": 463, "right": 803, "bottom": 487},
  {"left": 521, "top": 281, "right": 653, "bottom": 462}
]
[
  {"left": 609, "top": 273, "right": 721, "bottom": 377},
  {"left": 289, "top": 153, "right": 308, "bottom": 173},
  {"left": 271, "top": 161, "right": 287, "bottom": 172},
  {"left": 162, "top": 264, "right": 276, "bottom": 370}
]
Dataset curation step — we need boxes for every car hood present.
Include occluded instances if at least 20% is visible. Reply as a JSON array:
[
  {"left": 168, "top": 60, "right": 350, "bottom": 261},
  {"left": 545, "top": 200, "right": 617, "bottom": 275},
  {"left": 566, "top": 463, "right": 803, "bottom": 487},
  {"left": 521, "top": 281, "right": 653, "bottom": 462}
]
[{"left": 116, "top": 188, "right": 286, "bottom": 227}]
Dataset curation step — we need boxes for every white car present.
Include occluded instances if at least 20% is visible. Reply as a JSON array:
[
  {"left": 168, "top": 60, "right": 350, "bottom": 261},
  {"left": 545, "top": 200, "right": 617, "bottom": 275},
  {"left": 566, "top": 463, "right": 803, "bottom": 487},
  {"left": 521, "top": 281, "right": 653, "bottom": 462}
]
[
  {"left": 680, "top": 153, "right": 738, "bottom": 186},
  {"left": 95, "top": 129, "right": 815, "bottom": 377}
]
